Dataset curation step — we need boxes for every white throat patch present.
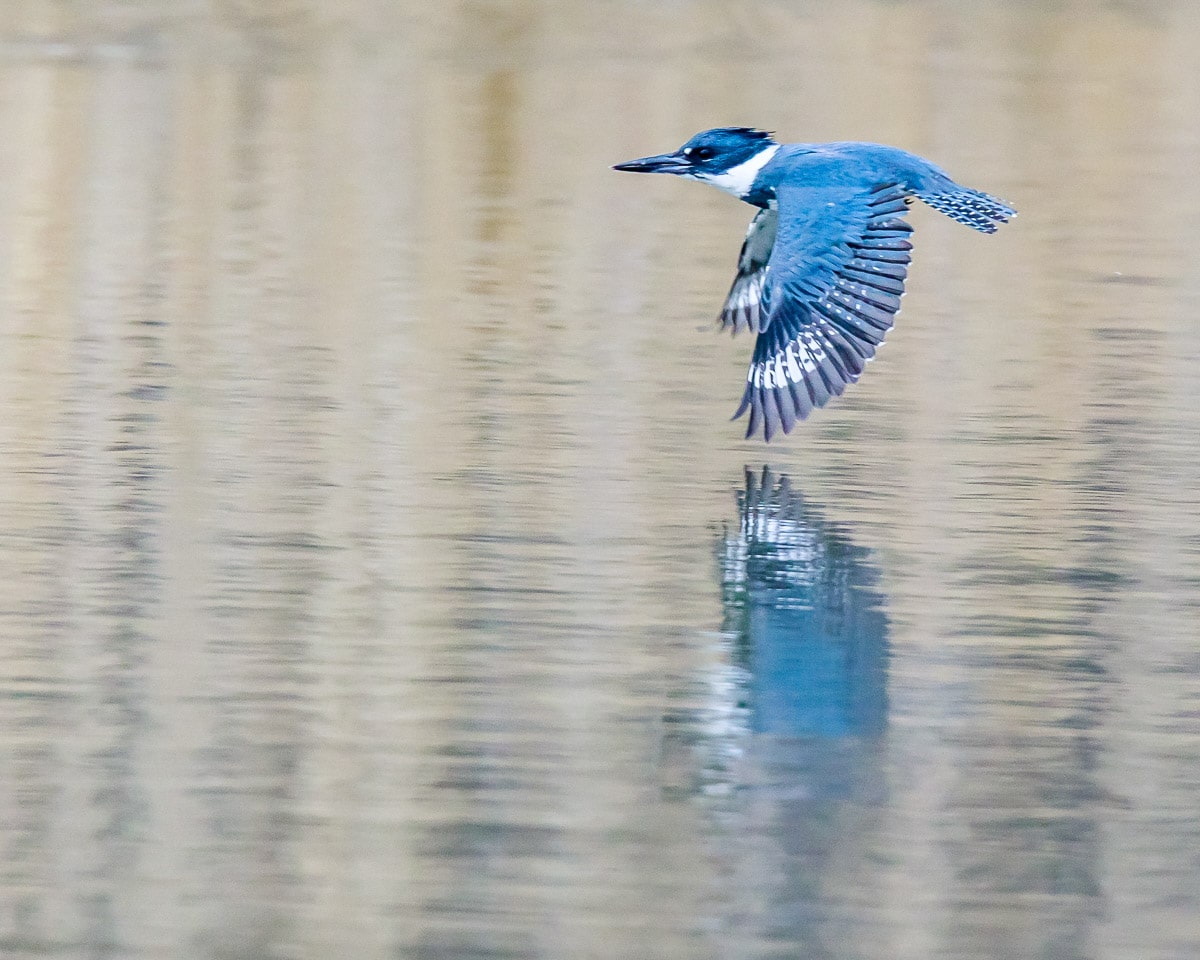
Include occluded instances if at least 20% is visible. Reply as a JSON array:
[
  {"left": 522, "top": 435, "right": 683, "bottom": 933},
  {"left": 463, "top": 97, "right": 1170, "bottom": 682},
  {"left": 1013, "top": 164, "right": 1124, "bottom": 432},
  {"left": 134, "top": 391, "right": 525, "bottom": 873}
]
[{"left": 699, "top": 144, "right": 780, "bottom": 199}]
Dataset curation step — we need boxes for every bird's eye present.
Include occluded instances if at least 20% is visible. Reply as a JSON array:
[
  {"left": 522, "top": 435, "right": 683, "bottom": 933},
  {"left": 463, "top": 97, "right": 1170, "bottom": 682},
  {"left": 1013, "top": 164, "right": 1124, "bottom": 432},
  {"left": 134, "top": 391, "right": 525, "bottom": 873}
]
[{"left": 687, "top": 146, "right": 716, "bottom": 161}]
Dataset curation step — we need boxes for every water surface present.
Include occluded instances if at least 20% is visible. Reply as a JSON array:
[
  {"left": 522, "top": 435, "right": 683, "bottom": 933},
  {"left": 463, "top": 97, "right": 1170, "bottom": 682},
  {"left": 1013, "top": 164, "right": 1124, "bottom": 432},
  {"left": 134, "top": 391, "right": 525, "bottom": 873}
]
[{"left": 2, "top": 2, "right": 1200, "bottom": 958}]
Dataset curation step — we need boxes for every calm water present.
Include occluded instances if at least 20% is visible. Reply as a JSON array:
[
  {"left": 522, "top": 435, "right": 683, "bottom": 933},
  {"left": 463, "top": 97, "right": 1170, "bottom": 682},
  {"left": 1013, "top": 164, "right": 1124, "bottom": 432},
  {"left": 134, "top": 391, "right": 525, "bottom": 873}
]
[{"left": 2, "top": 2, "right": 1200, "bottom": 958}]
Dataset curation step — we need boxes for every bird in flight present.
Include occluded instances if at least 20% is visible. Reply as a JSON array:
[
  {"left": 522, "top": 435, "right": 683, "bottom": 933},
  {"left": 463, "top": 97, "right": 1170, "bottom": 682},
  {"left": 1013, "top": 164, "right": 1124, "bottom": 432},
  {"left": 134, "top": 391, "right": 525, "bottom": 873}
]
[{"left": 614, "top": 127, "right": 1015, "bottom": 441}]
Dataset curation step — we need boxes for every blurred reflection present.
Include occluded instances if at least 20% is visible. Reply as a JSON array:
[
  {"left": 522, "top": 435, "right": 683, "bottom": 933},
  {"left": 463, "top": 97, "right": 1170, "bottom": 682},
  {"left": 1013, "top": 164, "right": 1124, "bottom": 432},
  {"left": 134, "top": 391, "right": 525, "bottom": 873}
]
[
  {"left": 665, "top": 466, "right": 889, "bottom": 798},
  {"left": 666, "top": 467, "right": 891, "bottom": 958},
  {"left": 718, "top": 466, "right": 889, "bottom": 742}
]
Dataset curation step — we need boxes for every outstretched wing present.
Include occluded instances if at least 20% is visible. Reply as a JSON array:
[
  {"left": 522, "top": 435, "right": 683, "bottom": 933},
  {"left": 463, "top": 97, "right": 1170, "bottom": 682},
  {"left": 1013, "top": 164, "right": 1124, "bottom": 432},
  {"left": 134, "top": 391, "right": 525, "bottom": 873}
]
[
  {"left": 719, "top": 208, "right": 777, "bottom": 334},
  {"left": 734, "top": 183, "right": 913, "bottom": 441}
]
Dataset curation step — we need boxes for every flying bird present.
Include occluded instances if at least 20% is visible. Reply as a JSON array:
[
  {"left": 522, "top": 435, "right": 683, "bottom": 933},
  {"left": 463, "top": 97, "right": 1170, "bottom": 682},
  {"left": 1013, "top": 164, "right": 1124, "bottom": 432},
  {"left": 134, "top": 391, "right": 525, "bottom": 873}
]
[{"left": 614, "top": 127, "right": 1015, "bottom": 441}]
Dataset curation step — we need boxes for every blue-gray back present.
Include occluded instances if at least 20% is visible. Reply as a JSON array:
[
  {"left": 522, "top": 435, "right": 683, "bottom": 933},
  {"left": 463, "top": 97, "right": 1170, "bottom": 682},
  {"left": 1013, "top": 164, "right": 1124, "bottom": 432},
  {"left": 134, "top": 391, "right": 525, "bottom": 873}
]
[{"left": 760, "top": 141, "right": 957, "bottom": 194}]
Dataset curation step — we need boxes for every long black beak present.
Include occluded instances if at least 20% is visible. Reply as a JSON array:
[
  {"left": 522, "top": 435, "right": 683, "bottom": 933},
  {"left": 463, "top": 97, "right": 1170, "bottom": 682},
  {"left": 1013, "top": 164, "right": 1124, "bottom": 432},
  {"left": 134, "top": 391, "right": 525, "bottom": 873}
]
[{"left": 612, "top": 151, "right": 692, "bottom": 174}]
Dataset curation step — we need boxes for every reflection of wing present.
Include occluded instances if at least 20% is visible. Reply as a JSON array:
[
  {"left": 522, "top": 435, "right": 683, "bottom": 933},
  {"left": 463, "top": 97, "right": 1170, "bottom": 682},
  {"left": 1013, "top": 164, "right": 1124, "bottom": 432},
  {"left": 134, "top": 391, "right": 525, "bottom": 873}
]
[
  {"left": 734, "top": 183, "right": 913, "bottom": 441},
  {"left": 719, "top": 209, "right": 778, "bottom": 335},
  {"left": 720, "top": 467, "right": 889, "bottom": 738}
]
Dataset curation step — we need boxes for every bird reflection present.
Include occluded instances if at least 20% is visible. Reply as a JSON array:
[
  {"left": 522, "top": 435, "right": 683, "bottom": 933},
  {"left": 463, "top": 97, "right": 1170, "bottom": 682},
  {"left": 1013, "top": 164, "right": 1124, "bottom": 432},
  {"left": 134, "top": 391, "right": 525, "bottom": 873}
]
[
  {"left": 671, "top": 468, "right": 893, "bottom": 957},
  {"left": 718, "top": 466, "right": 889, "bottom": 741}
]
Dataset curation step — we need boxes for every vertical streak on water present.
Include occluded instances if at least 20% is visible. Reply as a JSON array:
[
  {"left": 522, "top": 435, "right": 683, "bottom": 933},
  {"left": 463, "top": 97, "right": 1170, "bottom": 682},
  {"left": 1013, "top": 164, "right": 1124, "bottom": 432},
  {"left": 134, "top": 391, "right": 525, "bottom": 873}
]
[
  {"left": 57, "top": 46, "right": 170, "bottom": 956},
  {"left": 409, "top": 38, "right": 544, "bottom": 958},
  {"left": 0, "top": 32, "right": 89, "bottom": 957},
  {"left": 177, "top": 32, "right": 327, "bottom": 952}
]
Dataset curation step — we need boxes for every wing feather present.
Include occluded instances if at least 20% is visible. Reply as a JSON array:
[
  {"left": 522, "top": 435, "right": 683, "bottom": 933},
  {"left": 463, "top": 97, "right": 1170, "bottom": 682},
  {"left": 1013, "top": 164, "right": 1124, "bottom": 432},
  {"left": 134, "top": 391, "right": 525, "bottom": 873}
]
[
  {"left": 719, "top": 208, "right": 777, "bottom": 334},
  {"left": 734, "top": 183, "right": 914, "bottom": 440}
]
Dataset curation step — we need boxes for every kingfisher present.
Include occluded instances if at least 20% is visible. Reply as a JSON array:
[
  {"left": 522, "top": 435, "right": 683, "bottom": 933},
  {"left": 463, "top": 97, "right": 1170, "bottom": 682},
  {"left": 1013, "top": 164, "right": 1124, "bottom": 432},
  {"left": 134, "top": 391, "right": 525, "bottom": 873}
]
[{"left": 614, "top": 127, "right": 1015, "bottom": 441}]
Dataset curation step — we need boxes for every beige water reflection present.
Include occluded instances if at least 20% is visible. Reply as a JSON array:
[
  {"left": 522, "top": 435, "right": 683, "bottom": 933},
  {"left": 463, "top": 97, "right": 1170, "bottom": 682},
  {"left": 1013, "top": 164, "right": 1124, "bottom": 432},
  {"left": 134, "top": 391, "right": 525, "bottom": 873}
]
[{"left": 2, "top": 2, "right": 1200, "bottom": 958}]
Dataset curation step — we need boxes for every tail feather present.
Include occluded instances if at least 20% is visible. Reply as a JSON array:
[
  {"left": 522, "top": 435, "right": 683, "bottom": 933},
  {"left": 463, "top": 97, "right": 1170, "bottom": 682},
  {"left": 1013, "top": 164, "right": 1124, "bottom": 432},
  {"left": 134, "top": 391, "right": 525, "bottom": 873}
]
[{"left": 919, "top": 187, "right": 1015, "bottom": 234}]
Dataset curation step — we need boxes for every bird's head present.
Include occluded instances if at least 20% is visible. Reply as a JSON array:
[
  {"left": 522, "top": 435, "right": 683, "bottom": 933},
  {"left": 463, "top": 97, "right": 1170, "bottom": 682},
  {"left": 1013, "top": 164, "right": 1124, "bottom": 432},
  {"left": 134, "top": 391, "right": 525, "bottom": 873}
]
[{"left": 614, "top": 127, "right": 778, "bottom": 198}]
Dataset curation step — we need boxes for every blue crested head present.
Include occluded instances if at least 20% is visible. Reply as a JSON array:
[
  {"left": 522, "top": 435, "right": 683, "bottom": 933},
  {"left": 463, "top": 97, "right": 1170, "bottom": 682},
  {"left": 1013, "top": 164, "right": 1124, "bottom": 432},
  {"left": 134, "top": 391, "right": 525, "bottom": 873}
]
[
  {"left": 614, "top": 127, "right": 779, "bottom": 199},
  {"left": 677, "top": 127, "right": 776, "bottom": 168}
]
